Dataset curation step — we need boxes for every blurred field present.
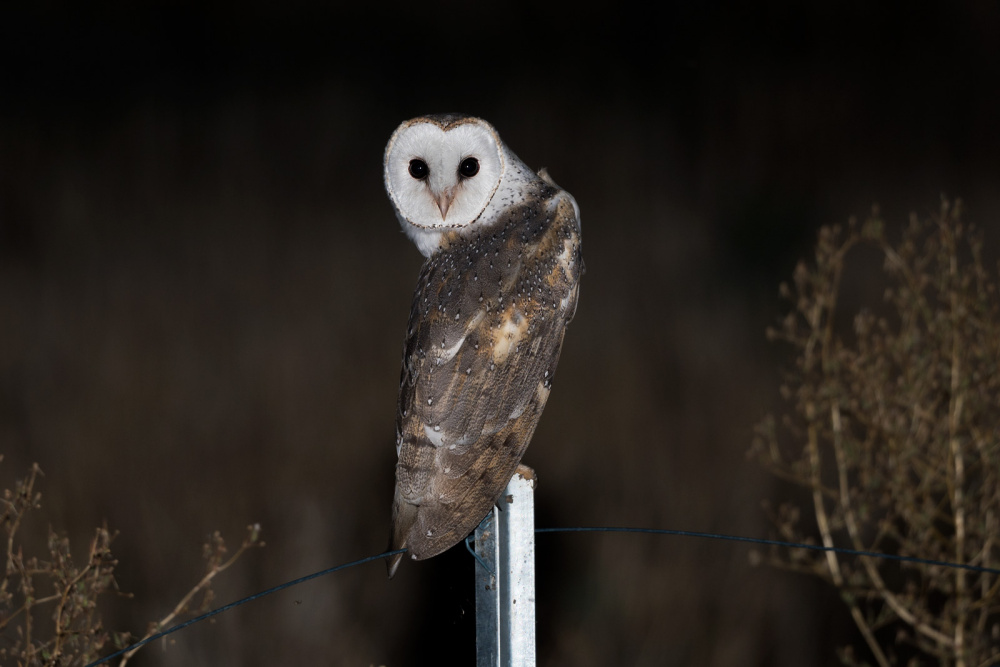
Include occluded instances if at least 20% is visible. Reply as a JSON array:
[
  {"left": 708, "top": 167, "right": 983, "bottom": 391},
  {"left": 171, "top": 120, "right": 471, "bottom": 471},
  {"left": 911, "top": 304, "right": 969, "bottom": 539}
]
[{"left": 2, "top": 4, "right": 999, "bottom": 665}]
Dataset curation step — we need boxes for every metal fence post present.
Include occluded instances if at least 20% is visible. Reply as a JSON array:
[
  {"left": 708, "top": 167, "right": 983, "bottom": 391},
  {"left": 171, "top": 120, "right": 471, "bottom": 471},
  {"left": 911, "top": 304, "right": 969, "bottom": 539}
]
[{"left": 474, "top": 470, "right": 537, "bottom": 667}]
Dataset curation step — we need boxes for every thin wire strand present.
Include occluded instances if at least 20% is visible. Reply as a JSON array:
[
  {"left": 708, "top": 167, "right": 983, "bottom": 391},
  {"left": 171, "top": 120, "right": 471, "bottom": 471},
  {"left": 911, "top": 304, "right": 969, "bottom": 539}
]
[
  {"left": 84, "top": 549, "right": 407, "bottom": 667},
  {"left": 86, "top": 526, "right": 1000, "bottom": 665},
  {"left": 536, "top": 526, "right": 1000, "bottom": 576},
  {"left": 464, "top": 532, "right": 494, "bottom": 576}
]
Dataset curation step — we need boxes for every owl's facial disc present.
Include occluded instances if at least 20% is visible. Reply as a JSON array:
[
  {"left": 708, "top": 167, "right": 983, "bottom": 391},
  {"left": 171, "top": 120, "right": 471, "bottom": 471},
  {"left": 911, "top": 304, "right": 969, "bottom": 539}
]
[{"left": 385, "top": 119, "right": 504, "bottom": 229}]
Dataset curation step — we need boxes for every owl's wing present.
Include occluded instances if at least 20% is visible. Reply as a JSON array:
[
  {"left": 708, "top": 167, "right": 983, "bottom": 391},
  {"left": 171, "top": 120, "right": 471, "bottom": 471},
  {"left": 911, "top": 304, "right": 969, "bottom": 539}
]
[{"left": 388, "top": 191, "right": 581, "bottom": 573}]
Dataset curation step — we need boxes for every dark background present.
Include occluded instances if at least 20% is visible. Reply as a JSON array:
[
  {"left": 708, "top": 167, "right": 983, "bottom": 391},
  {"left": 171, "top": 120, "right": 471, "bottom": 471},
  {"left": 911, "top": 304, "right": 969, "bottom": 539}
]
[{"left": 2, "top": 2, "right": 998, "bottom": 665}]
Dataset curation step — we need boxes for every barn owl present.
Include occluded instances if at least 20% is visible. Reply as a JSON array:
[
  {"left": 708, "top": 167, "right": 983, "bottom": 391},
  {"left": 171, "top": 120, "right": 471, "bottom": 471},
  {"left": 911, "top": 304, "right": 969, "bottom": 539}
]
[{"left": 383, "top": 114, "right": 582, "bottom": 578}]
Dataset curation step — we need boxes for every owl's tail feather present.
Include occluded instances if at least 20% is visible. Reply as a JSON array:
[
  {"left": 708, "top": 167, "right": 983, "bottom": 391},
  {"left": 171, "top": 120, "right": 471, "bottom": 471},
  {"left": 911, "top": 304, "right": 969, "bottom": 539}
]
[
  {"left": 387, "top": 495, "right": 418, "bottom": 579},
  {"left": 385, "top": 550, "right": 405, "bottom": 579}
]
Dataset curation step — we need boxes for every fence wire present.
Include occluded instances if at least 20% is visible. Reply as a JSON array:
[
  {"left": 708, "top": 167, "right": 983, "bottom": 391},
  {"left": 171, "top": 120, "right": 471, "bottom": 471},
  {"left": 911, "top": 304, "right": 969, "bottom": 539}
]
[{"left": 85, "top": 527, "right": 1000, "bottom": 667}]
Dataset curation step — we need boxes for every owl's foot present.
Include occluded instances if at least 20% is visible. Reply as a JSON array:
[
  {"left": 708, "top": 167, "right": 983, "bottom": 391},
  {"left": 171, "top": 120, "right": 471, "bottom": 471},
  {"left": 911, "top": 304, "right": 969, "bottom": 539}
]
[{"left": 515, "top": 463, "right": 535, "bottom": 481}]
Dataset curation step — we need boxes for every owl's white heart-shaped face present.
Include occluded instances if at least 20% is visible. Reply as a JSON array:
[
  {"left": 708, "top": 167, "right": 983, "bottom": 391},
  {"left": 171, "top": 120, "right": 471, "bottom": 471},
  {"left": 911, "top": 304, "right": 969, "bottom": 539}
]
[{"left": 384, "top": 118, "right": 505, "bottom": 237}]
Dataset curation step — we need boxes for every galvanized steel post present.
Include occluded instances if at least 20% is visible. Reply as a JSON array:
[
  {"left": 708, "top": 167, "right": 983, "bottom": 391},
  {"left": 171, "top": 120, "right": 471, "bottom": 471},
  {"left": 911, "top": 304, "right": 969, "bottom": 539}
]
[{"left": 474, "top": 471, "right": 537, "bottom": 667}]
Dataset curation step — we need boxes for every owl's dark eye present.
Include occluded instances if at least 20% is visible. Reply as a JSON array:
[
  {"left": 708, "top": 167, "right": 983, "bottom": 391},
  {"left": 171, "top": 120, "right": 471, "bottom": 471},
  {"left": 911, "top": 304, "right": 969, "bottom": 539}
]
[
  {"left": 408, "top": 159, "right": 429, "bottom": 180},
  {"left": 459, "top": 157, "right": 480, "bottom": 178}
]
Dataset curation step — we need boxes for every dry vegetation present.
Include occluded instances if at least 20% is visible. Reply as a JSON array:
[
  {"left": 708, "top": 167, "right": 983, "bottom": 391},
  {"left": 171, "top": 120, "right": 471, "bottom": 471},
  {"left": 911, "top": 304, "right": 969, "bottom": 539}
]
[
  {"left": 0, "top": 459, "right": 261, "bottom": 666},
  {"left": 753, "top": 200, "right": 1000, "bottom": 666}
]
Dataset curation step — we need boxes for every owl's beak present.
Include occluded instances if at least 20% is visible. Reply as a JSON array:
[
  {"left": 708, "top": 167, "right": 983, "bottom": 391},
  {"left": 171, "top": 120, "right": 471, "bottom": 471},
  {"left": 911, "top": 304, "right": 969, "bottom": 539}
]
[{"left": 434, "top": 188, "right": 456, "bottom": 220}]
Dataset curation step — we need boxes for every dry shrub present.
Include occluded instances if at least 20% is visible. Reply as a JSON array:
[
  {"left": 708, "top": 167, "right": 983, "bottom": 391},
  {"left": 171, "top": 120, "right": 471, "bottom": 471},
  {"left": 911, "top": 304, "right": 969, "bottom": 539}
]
[
  {"left": 0, "top": 459, "right": 261, "bottom": 666},
  {"left": 753, "top": 200, "right": 1000, "bottom": 666}
]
